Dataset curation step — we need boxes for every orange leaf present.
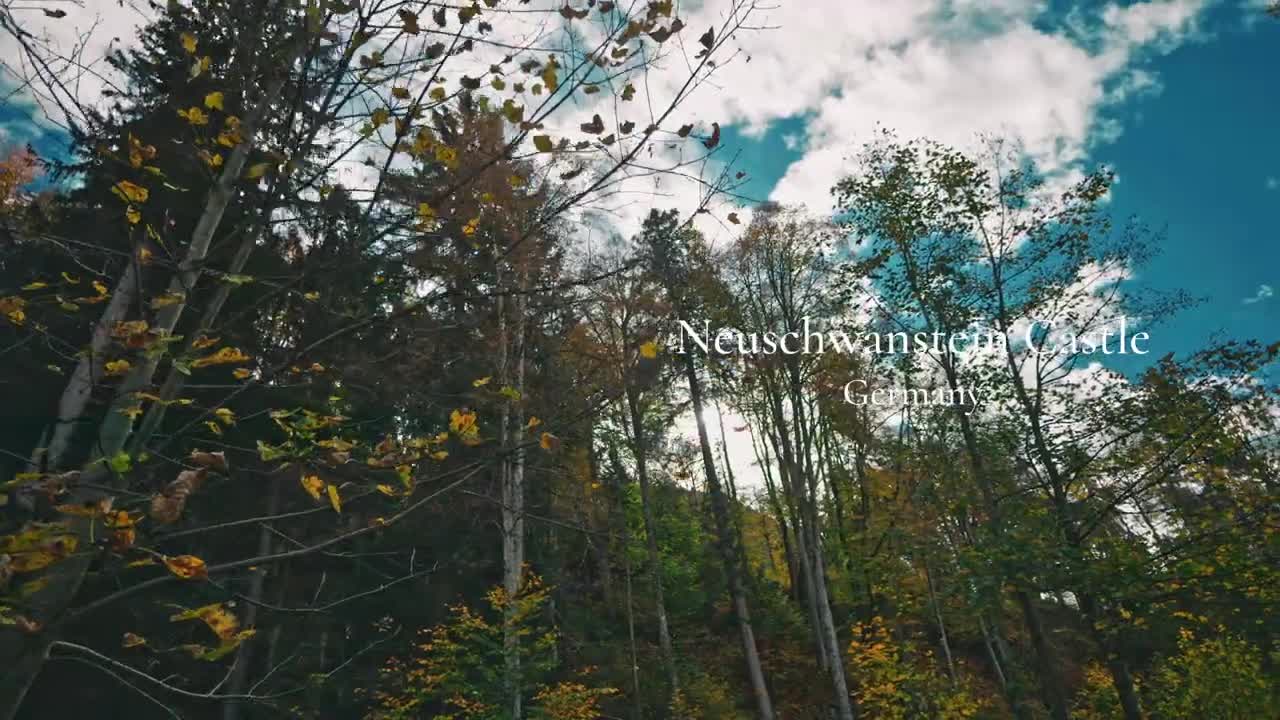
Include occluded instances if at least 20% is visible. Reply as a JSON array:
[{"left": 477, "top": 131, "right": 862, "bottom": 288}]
[{"left": 163, "top": 554, "right": 208, "bottom": 580}]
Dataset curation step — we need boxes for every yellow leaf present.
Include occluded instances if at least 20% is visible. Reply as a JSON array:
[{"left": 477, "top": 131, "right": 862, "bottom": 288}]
[
  {"left": 244, "top": 162, "right": 271, "bottom": 180},
  {"left": 177, "top": 106, "right": 209, "bottom": 125},
  {"left": 213, "top": 407, "right": 235, "bottom": 426},
  {"left": 526, "top": 416, "right": 542, "bottom": 429},
  {"left": 170, "top": 602, "right": 239, "bottom": 640},
  {"left": 122, "top": 632, "right": 147, "bottom": 648},
  {"left": 540, "top": 432, "right": 560, "bottom": 452},
  {"left": 93, "top": 281, "right": 108, "bottom": 296},
  {"left": 180, "top": 32, "right": 197, "bottom": 54},
  {"left": 232, "top": 367, "right": 252, "bottom": 380},
  {"left": 150, "top": 291, "right": 185, "bottom": 308},
  {"left": 204, "top": 91, "right": 224, "bottom": 110},
  {"left": 303, "top": 291, "right": 320, "bottom": 302},
  {"left": 104, "top": 359, "right": 132, "bottom": 376},
  {"left": 300, "top": 474, "right": 324, "bottom": 501},
  {"left": 472, "top": 376, "right": 492, "bottom": 387},
  {"left": 190, "top": 347, "right": 251, "bottom": 368},
  {"left": 639, "top": 340, "right": 659, "bottom": 359},
  {"left": 376, "top": 484, "right": 397, "bottom": 497},
  {"left": 21, "top": 281, "right": 47, "bottom": 291},
  {"left": 326, "top": 483, "right": 342, "bottom": 513},
  {"left": 192, "top": 335, "right": 219, "bottom": 350},
  {"left": 111, "top": 180, "right": 149, "bottom": 205},
  {"left": 541, "top": 58, "right": 559, "bottom": 92},
  {"left": 125, "top": 206, "right": 141, "bottom": 224},
  {"left": 163, "top": 555, "right": 208, "bottom": 580},
  {"left": 461, "top": 217, "right": 480, "bottom": 236}
]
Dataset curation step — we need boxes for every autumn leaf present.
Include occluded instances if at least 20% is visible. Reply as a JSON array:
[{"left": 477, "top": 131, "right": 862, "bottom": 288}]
[
  {"left": 540, "top": 432, "right": 561, "bottom": 452},
  {"left": 526, "top": 416, "right": 542, "bottom": 429},
  {"left": 449, "top": 408, "right": 481, "bottom": 445},
  {"left": 111, "top": 180, "right": 149, "bottom": 204},
  {"left": 204, "top": 91, "right": 224, "bottom": 110},
  {"left": 473, "top": 376, "right": 492, "bottom": 387},
  {"left": 541, "top": 59, "right": 559, "bottom": 92},
  {"left": 189, "top": 450, "right": 228, "bottom": 472},
  {"left": 214, "top": 407, "right": 235, "bottom": 426},
  {"left": 190, "top": 347, "right": 251, "bottom": 368},
  {"left": 698, "top": 28, "right": 715, "bottom": 52},
  {"left": 676, "top": 124, "right": 694, "bottom": 138},
  {"left": 170, "top": 602, "right": 239, "bottom": 640},
  {"left": 164, "top": 555, "right": 208, "bottom": 580},
  {"left": 728, "top": 212, "right": 741, "bottom": 224},
  {"left": 639, "top": 340, "right": 659, "bottom": 359},
  {"left": 703, "top": 122, "right": 721, "bottom": 149},
  {"left": 144, "top": 289, "right": 182, "bottom": 310},
  {"left": 391, "top": 86, "right": 411, "bottom": 100},
  {"left": 232, "top": 367, "right": 252, "bottom": 379},
  {"left": 533, "top": 135, "right": 554, "bottom": 153},
  {"left": 122, "top": 632, "right": 147, "bottom": 648},
  {"left": 398, "top": 8, "right": 420, "bottom": 34},
  {"left": 104, "top": 359, "right": 132, "bottom": 376},
  {"left": 301, "top": 474, "right": 324, "bottom": 501},
  {"left": 180, "top": 32, "right": 197, "bottom": 54},
  {"left": 177, "top": 106, "right": 209, "bottom": 125},
  {"left": 580, "top": 114, "right": 605, "bottom": 135},
  {"left": 244, "top": 162, "right": 271, "bottom": 180},
  {"left": 327, "top": 484, "right": 342, "bottom": 513}
]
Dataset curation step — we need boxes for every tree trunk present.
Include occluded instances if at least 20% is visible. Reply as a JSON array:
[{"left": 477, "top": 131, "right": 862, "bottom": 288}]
[
  {"left": 1015, "top": 591, "right": 1069, "bottom": 720},
  {"left": 625, "top": 386, "right": 680, "bottom": 696},
  {"left": 924, "top": 560, "right": 957, "bottom": 682},
  {"left": 682, "top": 352, "right": 775, "bottom": 720},
  {"left": 94, "top": 70, "right": 289, "bottom": 465},
  {"left": 43, "top": 257, "right": 142, "bottom": 471},
  {"left": 222, "top": 477, "right": 281, "bottom": 720}
]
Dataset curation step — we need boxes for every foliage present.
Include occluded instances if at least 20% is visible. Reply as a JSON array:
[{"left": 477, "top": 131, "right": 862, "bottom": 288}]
[
  {"left": 845, "top": 616, "right": 986, "bottom": 720},
  {"left": 1145, "top": 630, "right": 1274, "bottom": 720},
  {"left": 366, "top": 576, "right": 616, "bottom": 720}
]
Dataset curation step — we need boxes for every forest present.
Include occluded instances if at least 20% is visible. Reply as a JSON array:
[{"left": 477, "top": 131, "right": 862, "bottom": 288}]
[{"left": 0, "top": 1, "right": 1276, "bottom": 718}]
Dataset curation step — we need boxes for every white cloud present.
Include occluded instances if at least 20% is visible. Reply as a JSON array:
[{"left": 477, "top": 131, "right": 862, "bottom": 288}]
[
  {"left": 1243, "top": 283, "right": 1274, "bottom": 304},
  {"left": 660, "top": 0, "right": 1215, "bottom": 209}
]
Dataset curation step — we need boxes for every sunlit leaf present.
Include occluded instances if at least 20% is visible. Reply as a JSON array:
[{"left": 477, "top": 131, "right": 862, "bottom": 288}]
[
  {"left": 163, "top": 555, "right": 208, "bottom": 580},
  {"left": 301, "top": 474, "right": 324, "bottom": 501}
]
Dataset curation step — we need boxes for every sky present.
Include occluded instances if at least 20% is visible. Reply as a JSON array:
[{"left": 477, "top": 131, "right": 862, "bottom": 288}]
[{"left": 2, "top": 0, "right": 1276, "bottom": 490}]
